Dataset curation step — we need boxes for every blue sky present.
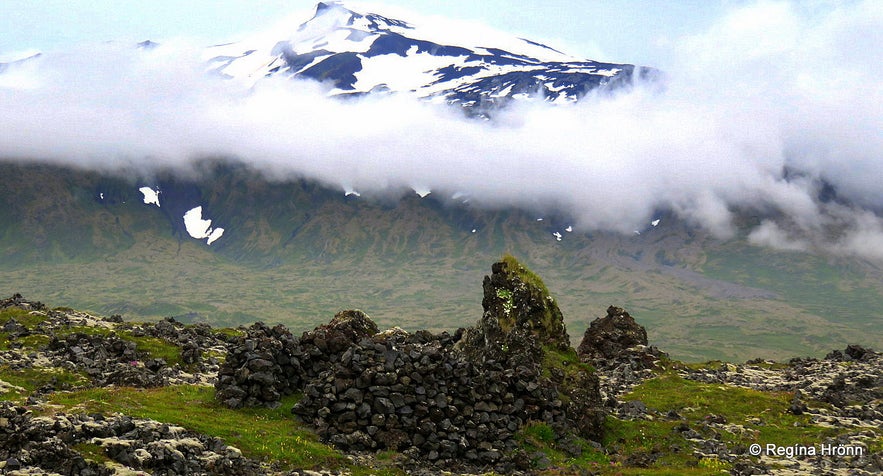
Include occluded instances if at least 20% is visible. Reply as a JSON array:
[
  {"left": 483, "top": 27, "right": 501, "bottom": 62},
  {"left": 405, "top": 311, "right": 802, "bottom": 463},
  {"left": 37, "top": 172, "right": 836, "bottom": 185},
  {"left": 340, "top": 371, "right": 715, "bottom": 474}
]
[{"left": 1, "top": 0, "right": 731, "bottom": 65}]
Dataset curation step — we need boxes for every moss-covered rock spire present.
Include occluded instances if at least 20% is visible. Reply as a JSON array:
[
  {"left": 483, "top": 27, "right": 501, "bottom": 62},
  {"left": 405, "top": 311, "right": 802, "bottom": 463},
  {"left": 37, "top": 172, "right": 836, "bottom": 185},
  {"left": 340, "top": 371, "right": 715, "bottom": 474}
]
[{"left": 481, "top": 254, "right": 570, "bottom": 350}]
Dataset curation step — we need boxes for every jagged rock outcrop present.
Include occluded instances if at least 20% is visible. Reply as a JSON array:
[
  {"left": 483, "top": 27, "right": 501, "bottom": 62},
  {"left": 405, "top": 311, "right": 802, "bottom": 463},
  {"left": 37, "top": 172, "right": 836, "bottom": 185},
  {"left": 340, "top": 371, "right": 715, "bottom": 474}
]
[
  {"left": 576, "top": 306, "right": 668, "bottom": 410},
  {"left": 456, "top": 256, "right": 604, "bottom": 442},
  {"left": 578, "top": 306, "right": 668, "bottom": 374},
  {"left": 461, "top": 256, "right": 570, "bottom": 359},
  {"left": 578, "top": 305, "right": 648, "bottom": 361}
]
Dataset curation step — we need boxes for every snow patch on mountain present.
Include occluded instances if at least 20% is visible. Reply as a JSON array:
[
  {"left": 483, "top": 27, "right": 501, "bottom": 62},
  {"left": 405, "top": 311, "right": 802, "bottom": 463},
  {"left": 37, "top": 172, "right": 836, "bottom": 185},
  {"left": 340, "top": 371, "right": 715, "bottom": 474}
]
[
  {"left": 183, "top": 206, "right": 225, "bottom": 245},
  {"left": 139, "top": 187, "right": 161, "bottom": 207}
]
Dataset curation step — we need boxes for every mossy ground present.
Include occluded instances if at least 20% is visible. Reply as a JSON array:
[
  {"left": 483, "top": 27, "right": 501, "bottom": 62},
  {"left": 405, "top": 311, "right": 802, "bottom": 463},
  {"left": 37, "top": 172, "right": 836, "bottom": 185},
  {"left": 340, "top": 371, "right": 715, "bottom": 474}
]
[
  {"left": 0, "top": 365, "right": 90, "bottom": 401},
  {"left": 623, "top": 370, "right": 843, "bottom": 446},
  {"left": 541, "top": 345, "right": 595, "bottom": 382},
  {"left": 598, "top": 368, "right": 864, "bottom": 475},
  {"left": 0, "top": 308, "right": 46, "bottom": 350},
  {"left": 517, "top": 421, "right": 610, "bottom": 472},
  {"left": 45, "top": 385, "right": 345, "bottom": 470},
  {"left": 0, "top": 306, "right": 241, "bottom": 371}
]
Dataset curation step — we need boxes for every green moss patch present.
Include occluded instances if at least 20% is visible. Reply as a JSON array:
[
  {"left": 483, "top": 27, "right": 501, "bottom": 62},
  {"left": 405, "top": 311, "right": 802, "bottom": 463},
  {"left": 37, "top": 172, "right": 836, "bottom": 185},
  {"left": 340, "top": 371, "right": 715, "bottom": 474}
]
[
  {"left": 600, "top": 370, "right": 852, "bottom": 474},
  {"left": 502, "top": 253, "right": 551, "bottom": 297},
  {"left": 118, "top": 331, "right": 184, "bottom": 366},
  {"left": 623, "top": 371, "right": 842, "bottom": 447},
  {"left": 516, "top": 421, "right": 609, "bottom": 472},
  {"left": 603, "top": 417, "right": 703, "bottom": 471},
  {"left": 72, "top": 442, "right": 113, "bottom": 465},
  {"left": 0, "top": 307, "right": 47, "bottom": 328},
  {"left": 54, "top": 326, "right": 185, "bottom": 367},
  {"left": 0, "top": 365, "right": 89, "bottom": 401},
  {"left": 47, "top": 385, "right": 343, "bottom": 470}
]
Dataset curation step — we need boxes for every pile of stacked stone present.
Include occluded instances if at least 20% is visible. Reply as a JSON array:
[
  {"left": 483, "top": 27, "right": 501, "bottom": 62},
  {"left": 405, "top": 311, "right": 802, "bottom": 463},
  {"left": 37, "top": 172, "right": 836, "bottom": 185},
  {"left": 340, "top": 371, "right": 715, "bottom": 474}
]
[
  {"left": 215, "top": 310, "right": 378, "bottom": 409},
  {"left": 215, "top": 321, "right": 305, "bottom": 408},
  {"left": 291, "top": 327, "right": 563, "bottom": 466},
  {"left": 215, "top": 258, "right": 606, "bottom": 469}
]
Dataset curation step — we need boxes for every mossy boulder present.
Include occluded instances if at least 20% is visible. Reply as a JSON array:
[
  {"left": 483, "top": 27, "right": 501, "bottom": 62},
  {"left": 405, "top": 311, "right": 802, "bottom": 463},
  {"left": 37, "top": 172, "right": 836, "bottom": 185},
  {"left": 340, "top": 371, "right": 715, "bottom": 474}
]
[
  {"left": 457, "top": 256, "right": 605, "bottom": 441},
  {"left": 480, "top": 254, "right": 570, "bottom": 351}
]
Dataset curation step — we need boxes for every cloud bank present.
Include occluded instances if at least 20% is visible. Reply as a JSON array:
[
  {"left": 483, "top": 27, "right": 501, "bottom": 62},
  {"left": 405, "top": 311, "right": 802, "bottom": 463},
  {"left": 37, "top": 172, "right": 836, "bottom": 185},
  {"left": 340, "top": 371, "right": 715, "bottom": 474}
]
[{"left": 1, "top": 1, "right": 882, "bottom": 260}]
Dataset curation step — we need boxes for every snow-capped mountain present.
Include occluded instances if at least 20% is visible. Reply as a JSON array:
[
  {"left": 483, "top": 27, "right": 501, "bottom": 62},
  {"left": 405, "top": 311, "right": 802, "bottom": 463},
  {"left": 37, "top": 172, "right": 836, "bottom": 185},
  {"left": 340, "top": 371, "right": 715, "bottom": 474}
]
[{"left": 207, "top": 2, "right": 653, "bottom": 110}]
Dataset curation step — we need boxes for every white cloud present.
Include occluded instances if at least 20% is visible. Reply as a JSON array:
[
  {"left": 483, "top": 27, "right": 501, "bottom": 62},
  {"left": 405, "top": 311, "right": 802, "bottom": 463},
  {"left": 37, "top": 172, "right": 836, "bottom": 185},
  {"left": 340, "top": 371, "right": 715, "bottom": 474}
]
[
  {"left": 748, "top": 220, "right": 809, "bottom": 252},
  {"left": 1, "top": 0, "right": 882, "bottom": 261}
]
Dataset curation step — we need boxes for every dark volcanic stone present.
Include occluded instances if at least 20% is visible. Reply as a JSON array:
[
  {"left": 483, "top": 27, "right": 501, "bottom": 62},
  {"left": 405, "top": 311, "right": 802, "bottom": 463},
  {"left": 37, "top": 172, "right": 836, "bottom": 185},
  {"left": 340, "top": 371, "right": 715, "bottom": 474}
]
[
  {"left": 577, "top": 306, "right": 648, "bottom": 361},
  {"left": 301, "top": 309, "right": 379, "bottom": 355}
]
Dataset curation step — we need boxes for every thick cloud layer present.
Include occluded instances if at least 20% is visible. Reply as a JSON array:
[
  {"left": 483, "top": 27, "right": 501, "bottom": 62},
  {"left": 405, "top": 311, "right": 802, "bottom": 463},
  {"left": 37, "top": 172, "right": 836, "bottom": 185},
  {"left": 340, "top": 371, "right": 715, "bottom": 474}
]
[{"left": 1, "top": 1, "right": 881, "bottom": 260}]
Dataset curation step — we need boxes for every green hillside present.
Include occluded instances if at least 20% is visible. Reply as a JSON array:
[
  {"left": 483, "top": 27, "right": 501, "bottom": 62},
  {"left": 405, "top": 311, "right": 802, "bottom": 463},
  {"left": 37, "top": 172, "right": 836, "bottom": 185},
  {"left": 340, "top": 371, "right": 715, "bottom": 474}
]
[{"left": 1, "top": 161, "right": 881, "bottom": 361}]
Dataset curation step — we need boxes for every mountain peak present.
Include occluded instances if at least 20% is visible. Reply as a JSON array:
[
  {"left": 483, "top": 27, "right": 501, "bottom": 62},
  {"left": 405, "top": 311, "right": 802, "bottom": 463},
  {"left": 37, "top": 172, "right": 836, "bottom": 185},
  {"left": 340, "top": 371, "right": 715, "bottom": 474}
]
[
  {"left": 314, "top": 1, "right": 336, "bottom": 12},
  {"left": 207, "top": 2, "right": 651, "bottom": 111},
  {"left": 305, "top": 1, "right": 412, "bottom": 35}
]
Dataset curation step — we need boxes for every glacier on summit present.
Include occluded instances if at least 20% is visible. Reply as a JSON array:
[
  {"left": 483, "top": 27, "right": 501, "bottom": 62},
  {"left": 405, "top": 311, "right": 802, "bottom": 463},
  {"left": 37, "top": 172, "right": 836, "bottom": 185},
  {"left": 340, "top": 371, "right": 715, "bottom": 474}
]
[{"left": 206, "top": 2, "right": 652, "bottom": 111}]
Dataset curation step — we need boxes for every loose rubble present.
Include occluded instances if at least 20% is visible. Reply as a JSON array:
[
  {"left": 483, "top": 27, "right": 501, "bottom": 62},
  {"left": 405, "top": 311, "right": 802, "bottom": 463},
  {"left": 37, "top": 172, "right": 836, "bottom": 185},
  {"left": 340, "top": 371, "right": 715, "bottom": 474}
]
[
  {"left": 0, "top": 401, "right": 261, "bottom": 475},
  {"left": 0, "top": 293, "right": 251, "bottom": 475},
  {"left": 579, "top": 304, "right": 882, "bottom": 476},
  {"left": 680, "top": 346, "right": 883, "bottom": 475}
]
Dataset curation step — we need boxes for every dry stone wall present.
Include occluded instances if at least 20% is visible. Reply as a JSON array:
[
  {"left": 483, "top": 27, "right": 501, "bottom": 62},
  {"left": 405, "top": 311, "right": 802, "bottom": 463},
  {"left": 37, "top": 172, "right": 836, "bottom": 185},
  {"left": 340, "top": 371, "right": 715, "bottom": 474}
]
[{"left": 214, "top": 259, "right": 607, "bottom": 470}]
